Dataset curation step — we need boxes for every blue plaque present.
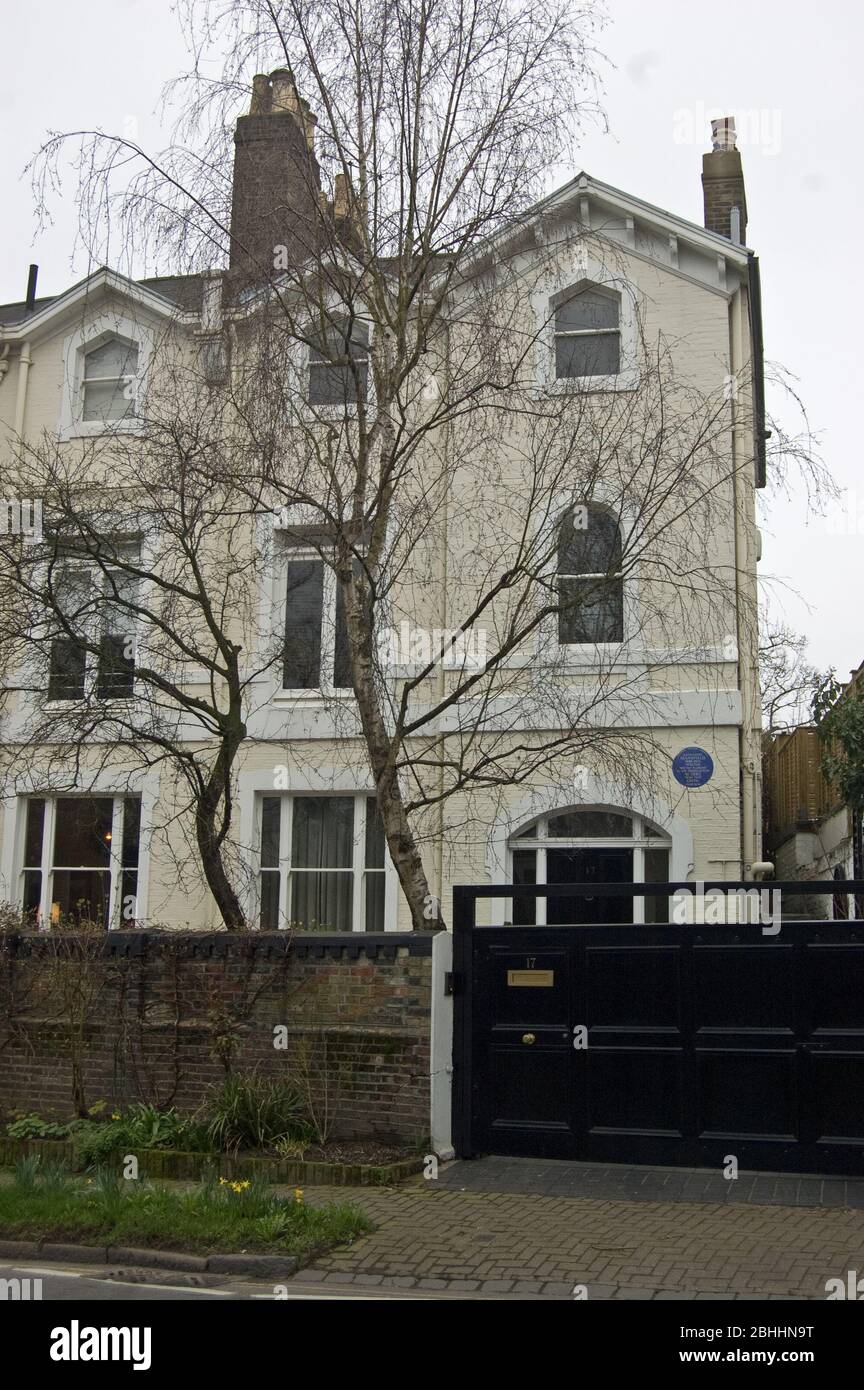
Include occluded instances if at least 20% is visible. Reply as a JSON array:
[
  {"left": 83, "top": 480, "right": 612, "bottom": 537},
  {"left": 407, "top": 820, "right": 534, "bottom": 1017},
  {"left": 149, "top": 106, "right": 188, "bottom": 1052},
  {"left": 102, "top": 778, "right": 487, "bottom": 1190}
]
[{"left": 672, "top": 746, "right": 714, "bottom": 788}]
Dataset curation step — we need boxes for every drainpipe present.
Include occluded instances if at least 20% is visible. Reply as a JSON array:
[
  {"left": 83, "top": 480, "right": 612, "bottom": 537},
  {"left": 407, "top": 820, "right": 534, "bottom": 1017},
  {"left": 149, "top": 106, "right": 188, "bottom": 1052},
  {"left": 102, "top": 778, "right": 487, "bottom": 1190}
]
[
  {"left": 731, "top": 277, "right": 762, "bottom": 880},
  {"left": 13, "top": 341, "right": 32, "bottom": 439},
  {"left": 434, "top": 318, "right": 451, "bottom": 922}
]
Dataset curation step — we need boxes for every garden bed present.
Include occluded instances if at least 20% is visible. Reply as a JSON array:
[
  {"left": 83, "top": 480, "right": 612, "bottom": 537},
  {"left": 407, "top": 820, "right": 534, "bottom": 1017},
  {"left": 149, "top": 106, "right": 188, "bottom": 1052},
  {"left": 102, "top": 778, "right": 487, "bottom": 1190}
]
[{"left": 0, "top": 1135, "right": 423, "bottom": 1187}]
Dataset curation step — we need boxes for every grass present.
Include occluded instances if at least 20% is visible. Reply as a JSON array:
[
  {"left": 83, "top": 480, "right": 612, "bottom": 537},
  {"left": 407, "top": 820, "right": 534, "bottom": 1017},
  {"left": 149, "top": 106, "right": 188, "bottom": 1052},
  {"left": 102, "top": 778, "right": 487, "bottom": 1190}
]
[{"left": 0, "top": 1156, "right": 374, "bottom": 1258}]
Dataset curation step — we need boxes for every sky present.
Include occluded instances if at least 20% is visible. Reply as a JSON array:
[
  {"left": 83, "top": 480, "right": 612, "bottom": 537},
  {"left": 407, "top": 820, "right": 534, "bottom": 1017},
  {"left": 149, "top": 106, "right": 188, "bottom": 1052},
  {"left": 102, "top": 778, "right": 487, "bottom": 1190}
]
[{"left": 1, "top": 0, "right": 861, "bottom": 682}]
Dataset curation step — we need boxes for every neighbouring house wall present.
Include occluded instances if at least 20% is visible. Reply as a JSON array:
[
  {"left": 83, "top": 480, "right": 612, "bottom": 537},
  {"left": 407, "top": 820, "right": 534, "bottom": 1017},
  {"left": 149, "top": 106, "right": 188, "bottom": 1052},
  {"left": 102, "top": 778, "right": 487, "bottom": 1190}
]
[{"left": 0, "top": 930, "right": 432, "bottom": 1143}]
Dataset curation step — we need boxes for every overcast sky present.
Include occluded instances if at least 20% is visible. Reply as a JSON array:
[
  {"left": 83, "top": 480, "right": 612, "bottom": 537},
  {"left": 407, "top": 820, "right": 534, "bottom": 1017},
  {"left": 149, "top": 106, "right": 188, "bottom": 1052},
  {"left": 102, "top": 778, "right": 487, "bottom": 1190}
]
[{"left": 1, "top": 0, "right": 860, "bottom": 683}]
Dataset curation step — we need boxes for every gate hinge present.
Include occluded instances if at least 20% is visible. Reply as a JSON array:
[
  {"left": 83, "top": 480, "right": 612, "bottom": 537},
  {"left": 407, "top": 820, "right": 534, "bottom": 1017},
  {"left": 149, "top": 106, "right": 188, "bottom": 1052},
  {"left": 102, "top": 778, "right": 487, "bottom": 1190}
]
[{"left": 444, "top": 971, "right": 460, "bottom": 996}]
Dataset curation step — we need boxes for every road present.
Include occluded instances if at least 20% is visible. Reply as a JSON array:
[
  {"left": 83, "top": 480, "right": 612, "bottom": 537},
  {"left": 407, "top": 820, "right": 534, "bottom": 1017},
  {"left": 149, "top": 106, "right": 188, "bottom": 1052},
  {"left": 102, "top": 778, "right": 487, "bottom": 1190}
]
[{"left": 0, "top": 1260, "right": 442, "bottom": 1300}]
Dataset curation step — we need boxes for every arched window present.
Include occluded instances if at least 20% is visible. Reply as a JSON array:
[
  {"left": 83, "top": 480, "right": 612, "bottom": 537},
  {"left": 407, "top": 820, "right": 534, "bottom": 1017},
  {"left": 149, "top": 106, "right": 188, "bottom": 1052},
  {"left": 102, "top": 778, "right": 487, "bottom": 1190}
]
[
  {"left": 557, "top": 504, "right": 623, "bottom": 644},
  {"left": 510, "top": 809, "right": 671, "bottom": 926},
  {"left": 554, "top": 286, "right": 620, "bottom": 379},
  {"left": 82, "top": 338, "right": 139, "bottom": 421}
]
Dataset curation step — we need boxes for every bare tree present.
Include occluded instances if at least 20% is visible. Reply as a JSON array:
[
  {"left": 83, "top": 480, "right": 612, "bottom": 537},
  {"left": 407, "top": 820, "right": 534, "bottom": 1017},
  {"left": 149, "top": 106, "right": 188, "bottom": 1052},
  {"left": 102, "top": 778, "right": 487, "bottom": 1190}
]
[
  {"left": 0, "top": 357, "right": 284, "bottom": 930},
  {"left": 758, "top": 607, "right": 824, "bottom": 735},
  {"left": 10, "top": 0, "right": 824, "bottom": 932}
]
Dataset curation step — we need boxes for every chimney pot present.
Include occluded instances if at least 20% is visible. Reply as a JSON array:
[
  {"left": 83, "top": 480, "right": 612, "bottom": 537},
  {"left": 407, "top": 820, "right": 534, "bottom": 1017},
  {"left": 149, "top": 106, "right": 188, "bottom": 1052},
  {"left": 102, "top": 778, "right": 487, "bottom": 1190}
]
[
  {"left": 702, "top": 115, "right": 748, "bottom": 243},
  {"left": 711, "top": 117, "right": 738, "bottom": 152}
]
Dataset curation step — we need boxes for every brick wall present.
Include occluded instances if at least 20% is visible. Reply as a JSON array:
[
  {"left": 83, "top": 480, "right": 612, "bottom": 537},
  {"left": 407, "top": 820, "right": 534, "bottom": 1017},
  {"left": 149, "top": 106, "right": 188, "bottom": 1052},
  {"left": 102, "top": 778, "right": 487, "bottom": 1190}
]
[{"left": 0, "top": 931, "right": 432, "bottom": 1144}]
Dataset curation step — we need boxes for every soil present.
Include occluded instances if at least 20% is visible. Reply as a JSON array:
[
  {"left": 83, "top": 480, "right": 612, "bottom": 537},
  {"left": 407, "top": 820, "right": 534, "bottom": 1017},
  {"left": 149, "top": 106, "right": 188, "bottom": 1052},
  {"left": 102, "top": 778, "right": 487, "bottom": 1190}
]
[{"left": 287, "top": 1140, "right": 416, "bottom": 1166}]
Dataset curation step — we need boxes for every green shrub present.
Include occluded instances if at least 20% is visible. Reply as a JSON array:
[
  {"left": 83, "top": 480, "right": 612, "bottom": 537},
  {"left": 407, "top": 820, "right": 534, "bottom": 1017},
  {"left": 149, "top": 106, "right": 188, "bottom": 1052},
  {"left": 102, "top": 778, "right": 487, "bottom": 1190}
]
[
  {"left": 72, "top": 1105, "right": 213, "bottom": 1169},
  {"left": 5, "top": 1114, "right": 72, "bottom": 1142},
  {"left": 202, "top": 1071, "right": 312, "bottom": 1154}
]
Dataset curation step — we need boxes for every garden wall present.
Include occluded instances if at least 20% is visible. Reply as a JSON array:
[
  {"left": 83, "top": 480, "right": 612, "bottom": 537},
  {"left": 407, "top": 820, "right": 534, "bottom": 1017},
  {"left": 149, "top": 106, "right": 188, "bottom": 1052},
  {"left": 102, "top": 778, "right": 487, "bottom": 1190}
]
[{"left": 0, "top": 931, "right": 433, "bottom": 1144}]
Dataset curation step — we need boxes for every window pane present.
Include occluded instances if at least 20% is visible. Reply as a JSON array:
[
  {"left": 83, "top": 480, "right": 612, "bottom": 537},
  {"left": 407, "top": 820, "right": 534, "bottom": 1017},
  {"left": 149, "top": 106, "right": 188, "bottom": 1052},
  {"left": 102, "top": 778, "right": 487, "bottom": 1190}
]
[
  {"left": 260, "top": 871, "right": 281, "bottom": 929},
  {"left": 512, "top": 848, "right": 537, "bottom": 926},
  {"left": 555, "top": 290, "right": 619, "bottom": 331},
  {"left": 309, "top": 320, "right": 368, "bottom": 360},
  {"left": 96, "top": 633, "right": 135, "bottom": 698},
  {"left": 48, "top": 638, "right": 87, "bottom": 700},
  {"left": 102, "top": 569, "right": 139, "bottom": 635},
  {"left": 333, "top": 579, "right": 352, "bottom": 688},
  {"left": 53, "top": 798, "right": 114, "bottom": 868},
  {"left": 292, "top": 797, "right": 353, "bottom": 868},
  {"left": 82, "top": 379, "right": 136, "bottom": 421},
  {"left": 122, "top": 798, "right": 141, "bottom": 867},
  {"left": 84, "top": 340, "right": 139, "bottom": 378},
  {"left": 261, "top": 797, "right": 281, "bottom": 868},
  {"left": 644, "top": 847, "right": 670, "bottom": 925},
  {"left": 120, "top": 870, "right": 138, "bottom": 925},
  {"left": 365, "top": 797, "right": 385, "bottom": 867},
  {"left": 558, "top": 506, "right": 622, "bottom": 576},
  {"left": 547, "top": 811, "right": 632, "bottom": 838},
  {"left": 291, "top": 870, "right": 353, "bottom": 930},
  {"left": 364, "top": 872, "right": 385, "bottom": 931},
  {"left": 283, "top": 560, "right": 323, "bottom": 688},
  {"left": 514, "top": 820, "right": 538, "bottom": 838},
  {"left": 308, "top": 361, "right": 369, "bottom": 406},
  {"left": 51, "top": 869, "right": 110, "bottom": 927},
  {"left": 555, "top": 332, "right": 620, "bottom": 379},
  {"left": 24, "top": 799, "right": 45, "bottom": 867},
  {"left": 558, "top": 576, "right": 623, "bottom": 643},
  {"left": 23, "top": 869, "right": 42, "bottom": 924}
]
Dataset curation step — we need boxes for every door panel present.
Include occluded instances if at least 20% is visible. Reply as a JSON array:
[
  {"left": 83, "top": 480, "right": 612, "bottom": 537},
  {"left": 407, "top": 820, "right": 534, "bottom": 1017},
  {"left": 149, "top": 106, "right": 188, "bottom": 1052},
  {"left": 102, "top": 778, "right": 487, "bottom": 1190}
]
[
  {"left": 460, "top": 921, "right": 864, "bottom": 1174},
  {"left": 473, "top": 941, "right": 575, "bottom": 1156}
]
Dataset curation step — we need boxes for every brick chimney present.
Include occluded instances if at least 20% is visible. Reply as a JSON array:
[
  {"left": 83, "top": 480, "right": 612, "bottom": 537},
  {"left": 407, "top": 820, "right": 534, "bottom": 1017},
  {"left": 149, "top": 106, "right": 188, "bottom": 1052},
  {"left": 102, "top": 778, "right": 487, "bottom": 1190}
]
[
  {"left": 229, "top": 69, "right": 322, "bottom": 289},
  {"left": 701, "top": 117, "right": 747, "bottom": 244}
]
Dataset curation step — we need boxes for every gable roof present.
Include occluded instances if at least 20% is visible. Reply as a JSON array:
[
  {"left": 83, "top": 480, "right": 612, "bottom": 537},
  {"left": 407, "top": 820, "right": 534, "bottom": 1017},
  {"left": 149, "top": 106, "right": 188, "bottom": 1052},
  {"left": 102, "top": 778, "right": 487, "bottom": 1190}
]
[{"left": 0, "top": 268, "right": 202, "bottom": 340}]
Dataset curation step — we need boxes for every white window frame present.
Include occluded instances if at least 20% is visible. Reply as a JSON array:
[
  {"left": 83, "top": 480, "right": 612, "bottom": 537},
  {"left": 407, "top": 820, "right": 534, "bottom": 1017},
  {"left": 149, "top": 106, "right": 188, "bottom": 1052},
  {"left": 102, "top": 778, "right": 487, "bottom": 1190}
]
[
  {"left": 255, "top": 791, "right": 392, "bottom": 932},
  {"left": 532, "top": 262, "right": 640, "bottom": 395},
  {"left": 555, "top": 503, "right": 625, "bottom": 648},
  {"left": 306, "top": 316, "right": 371, "bottom": 414},
  {"left": 58, "top": 312, "right": 154, "bottom": 440},
  {"left": 81, "top": 339, "right": 140, "bottom": 424},
  {"left": 532, "top": 488, "right": 641, "bottom": 668},
  {"left": 552, "top": 285, "right": 621, "bottom": 383},
  {"left": 19, "top": 793, "right": 142, "bottom": 931},
  {"left": 270, "top": 534, "right": 356, "bottom": 703},
  {"left": 45, "top": 550, "right": 141, "bottom": 706},
  {"left": 507, "top": 809, "right": 671, "bottom": 925},
  {"left": 281, "top": 300, "right": 376, "bottom": 426}
]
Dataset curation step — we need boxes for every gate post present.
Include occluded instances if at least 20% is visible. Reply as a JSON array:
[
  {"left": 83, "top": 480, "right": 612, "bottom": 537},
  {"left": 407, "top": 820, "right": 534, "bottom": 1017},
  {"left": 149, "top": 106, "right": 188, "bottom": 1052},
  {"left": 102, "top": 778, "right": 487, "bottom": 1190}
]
[{"left": 451, "top": 886, "right": 475, "bottom": 1157}]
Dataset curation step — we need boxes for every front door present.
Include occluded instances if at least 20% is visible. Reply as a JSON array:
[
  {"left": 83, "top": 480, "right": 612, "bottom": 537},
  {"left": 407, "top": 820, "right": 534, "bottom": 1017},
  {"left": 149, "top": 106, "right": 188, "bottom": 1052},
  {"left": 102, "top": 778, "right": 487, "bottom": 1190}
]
[
  {"left": 471, "top": 934, "right": 576, "bottom": 1157},
  {"left": 547, "top": 847, "right": 633, "bottom": 924}
]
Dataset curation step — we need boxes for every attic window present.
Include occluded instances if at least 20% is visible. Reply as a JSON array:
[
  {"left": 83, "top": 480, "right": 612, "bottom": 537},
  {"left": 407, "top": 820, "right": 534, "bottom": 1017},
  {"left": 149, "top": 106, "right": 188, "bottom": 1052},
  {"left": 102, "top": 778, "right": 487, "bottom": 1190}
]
[
  {"left": 82, "top": 339, "right": 139, "bottom": 421},
  {"left": 554, "top": 288, "right": 620, "bottom": 379},
  {"left": 308, "top": 320, "right": 369, "bottom": 407}
]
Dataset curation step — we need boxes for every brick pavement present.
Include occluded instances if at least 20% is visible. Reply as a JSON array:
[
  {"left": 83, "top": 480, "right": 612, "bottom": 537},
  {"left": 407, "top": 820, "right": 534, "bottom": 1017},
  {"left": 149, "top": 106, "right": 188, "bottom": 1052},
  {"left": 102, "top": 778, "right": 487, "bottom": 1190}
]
[{"left": 289, "top": 1169, "right": 864, "bottom": 1300}]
